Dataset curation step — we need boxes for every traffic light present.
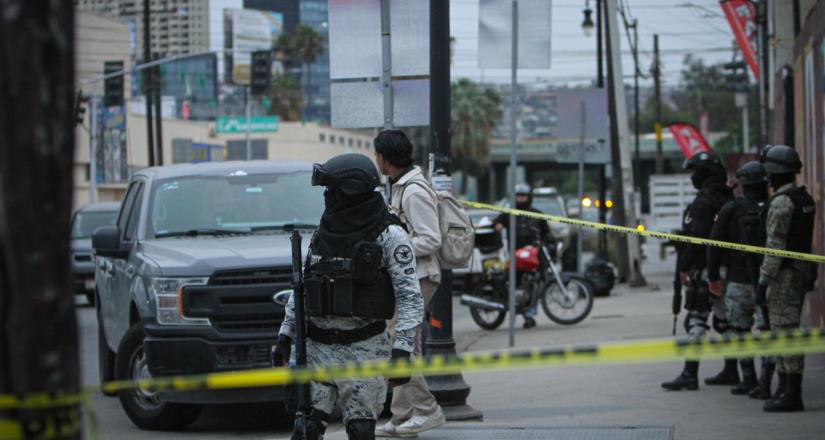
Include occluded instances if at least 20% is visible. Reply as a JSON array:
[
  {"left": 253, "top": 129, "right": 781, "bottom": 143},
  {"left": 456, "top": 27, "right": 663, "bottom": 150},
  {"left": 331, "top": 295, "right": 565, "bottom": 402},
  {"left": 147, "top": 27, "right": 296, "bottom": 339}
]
[
  {"left": 250, "top": 50, "right": 272, "bottom": 95},
  {"left": 74, "top": 91, "right": 90, "bottom": 126},
  {"left": 104, "top": 60, "right": 125, "bottom": 107},
  {"left": 722, "top": 60, "right": 749, "bottom": 92}
]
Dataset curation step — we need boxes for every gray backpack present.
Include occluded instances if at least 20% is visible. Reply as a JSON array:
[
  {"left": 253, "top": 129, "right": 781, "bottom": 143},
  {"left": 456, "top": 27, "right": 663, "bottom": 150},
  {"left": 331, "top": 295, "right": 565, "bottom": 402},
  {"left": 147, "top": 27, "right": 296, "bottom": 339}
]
[{"left": 400, "top": 180, "right": 475, "bottom": 269}]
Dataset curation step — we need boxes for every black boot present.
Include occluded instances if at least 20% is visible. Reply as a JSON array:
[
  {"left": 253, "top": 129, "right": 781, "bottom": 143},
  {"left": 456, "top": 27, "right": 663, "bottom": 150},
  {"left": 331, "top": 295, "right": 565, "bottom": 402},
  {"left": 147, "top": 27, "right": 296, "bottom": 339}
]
[
  {"left": 731, "top": 359, "right": 758, "bottom": 395},
  {"left": 764, "top": 373, "right": 804, "bottom": 412},
  {"left": 705, "top": 358, "right": 740, "bottom": 386},
  {"left": 662, "top": 361, "right": 699, "bottom": 391},
  {"left": 749, "top": 361, "right": 775, "bottom": 400},
  {"left": 773, "top": 372, "right": 788, "bottom": 399}
]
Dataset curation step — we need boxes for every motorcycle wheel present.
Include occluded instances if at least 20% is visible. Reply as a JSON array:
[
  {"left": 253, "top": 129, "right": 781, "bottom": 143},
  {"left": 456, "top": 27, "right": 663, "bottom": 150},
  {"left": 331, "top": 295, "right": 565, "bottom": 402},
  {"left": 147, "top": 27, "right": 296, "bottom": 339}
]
[
  {"left": 470, "top": 305, "right": 506, "bottom": 330},
  {"left": 541, "top": 276, "right": 594, "bottom": 326}
]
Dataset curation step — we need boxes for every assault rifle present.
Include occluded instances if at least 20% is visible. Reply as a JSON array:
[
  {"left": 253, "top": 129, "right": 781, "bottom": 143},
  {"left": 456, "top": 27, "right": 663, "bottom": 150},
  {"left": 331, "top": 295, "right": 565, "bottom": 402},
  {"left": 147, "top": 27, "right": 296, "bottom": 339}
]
[{"left": 290, "top": 230, "right": 311, "bottom": 437}]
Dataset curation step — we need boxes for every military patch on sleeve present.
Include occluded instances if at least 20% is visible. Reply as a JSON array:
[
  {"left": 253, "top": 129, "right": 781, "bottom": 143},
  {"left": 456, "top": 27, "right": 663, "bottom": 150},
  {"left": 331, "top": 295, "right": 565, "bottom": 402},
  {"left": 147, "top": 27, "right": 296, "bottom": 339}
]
[
  {"left": 393, "top": 245, "right": 414, "bottom": 265},
  {"left": 404, "top": 267, "right": 415, "bottom": 275}
]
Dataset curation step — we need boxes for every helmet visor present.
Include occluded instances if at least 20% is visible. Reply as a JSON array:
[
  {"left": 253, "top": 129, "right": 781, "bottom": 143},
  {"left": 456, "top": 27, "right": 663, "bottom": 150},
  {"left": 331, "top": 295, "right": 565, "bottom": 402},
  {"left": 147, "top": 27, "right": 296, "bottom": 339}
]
[{"left": 311, "top": 163, "right": 335, "bottom": 187}]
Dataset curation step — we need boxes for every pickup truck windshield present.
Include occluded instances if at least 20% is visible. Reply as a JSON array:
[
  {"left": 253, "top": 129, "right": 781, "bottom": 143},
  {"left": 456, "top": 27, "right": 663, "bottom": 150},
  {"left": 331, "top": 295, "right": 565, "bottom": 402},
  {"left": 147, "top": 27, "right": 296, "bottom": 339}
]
[{"left": 149, "top": 170, "right": 324, "bottom": 238}]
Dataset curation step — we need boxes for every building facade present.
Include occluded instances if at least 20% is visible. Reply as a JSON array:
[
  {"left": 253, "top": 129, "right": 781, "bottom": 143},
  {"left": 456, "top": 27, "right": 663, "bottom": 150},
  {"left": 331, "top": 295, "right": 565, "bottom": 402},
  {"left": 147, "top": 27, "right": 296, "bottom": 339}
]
[{"left": 243, "top": 0, "right": 331, "bottom": 123}]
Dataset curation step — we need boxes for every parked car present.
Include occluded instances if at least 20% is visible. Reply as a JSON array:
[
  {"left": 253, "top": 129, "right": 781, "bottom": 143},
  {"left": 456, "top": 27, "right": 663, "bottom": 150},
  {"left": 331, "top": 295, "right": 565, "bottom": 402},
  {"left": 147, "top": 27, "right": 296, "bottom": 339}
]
[
  {"left": 92, "top": 161, "right": 323, "bottom": 431},
  {"left": 71, "top": 202, "right": 120, "bottom": 304}
]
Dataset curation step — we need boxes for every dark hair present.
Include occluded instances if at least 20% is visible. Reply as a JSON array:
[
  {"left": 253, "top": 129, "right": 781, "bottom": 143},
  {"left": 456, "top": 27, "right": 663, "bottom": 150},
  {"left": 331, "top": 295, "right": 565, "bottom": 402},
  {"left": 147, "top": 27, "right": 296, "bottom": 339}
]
[{"left": 374, "top": 130, "right": 414, "bottom": 168}]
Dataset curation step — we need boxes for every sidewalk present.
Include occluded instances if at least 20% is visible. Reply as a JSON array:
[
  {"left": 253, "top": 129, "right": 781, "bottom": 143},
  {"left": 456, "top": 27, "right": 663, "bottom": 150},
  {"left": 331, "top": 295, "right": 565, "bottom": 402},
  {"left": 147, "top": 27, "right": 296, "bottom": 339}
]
[{"left": 320, "top": 242, "right": 825, "bottom": 439}]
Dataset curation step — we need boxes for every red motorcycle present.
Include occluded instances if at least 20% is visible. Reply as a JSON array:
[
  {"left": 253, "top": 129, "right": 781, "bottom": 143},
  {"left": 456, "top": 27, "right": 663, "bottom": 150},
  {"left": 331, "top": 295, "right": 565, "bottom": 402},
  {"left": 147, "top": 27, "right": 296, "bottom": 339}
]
[{"left": 460, "top": 237, "right": 594, "bottom": 330}]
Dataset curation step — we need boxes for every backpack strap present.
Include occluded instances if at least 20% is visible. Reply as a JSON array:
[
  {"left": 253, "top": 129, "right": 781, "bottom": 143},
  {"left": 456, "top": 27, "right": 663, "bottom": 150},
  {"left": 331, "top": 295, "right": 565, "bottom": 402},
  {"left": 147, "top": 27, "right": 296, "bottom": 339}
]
[{"left": 398, "top": 179, "right": 436, "bottom": 218}]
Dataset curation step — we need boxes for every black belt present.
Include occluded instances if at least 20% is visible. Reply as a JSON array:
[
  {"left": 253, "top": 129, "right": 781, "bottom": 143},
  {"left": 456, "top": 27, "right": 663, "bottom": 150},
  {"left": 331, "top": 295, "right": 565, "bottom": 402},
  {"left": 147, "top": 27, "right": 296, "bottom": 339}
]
[{"left": 307, "top": 321, "right": 386, "bottom": 345}]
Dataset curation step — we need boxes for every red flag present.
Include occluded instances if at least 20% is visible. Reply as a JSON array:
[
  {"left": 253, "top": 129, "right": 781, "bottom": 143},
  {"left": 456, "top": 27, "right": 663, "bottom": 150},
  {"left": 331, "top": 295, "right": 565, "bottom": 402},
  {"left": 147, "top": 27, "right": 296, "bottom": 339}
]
[
  {"left": 669, "top": 123, "right": 713, "bottom": 159},
  {"left": 721, "top": 0, "right": 758, "bottom": 79}
]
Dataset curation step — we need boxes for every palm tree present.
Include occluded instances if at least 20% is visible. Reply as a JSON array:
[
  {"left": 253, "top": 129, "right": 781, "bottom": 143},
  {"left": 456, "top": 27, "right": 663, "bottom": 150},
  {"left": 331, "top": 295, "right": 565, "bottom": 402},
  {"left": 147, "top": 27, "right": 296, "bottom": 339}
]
[
  {"left": 451, "top": 79, "right": 502, "bottom": 194},
  {"left": 264, "top": 73, "right": 304, "bottom": 122}
]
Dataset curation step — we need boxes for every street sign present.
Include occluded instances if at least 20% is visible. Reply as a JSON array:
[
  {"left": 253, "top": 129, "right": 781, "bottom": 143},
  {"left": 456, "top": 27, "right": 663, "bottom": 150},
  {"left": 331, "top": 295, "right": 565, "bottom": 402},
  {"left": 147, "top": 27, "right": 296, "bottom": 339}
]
[
  {"left": 478, "top": 0, "right": 553, "bottom": 69},
  {"left": 216, "top": 116, "right": 279, "bottom": 134},
  {"left": 328, "top": 0, "right": 430, "bottom": 128}
]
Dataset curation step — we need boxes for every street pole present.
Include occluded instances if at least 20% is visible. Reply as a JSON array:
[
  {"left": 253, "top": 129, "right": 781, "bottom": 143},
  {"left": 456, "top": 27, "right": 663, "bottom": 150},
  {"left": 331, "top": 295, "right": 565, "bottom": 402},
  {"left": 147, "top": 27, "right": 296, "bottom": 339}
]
[
  {"left": 743, "top": 102, "right": 749, "bottom": 152},
  {"left": 153, "top": 56, "right": 164, "bottom": 166},
  {"left": 90, "top": 88, "right": 98, "bottom": 203},
  {"left": 596, "top": 0, "right": 604, "bottom": 88},
  {"left": 381, "top": 0, "right": 394, "bottom": 196},
  {"left": 756, "top": 0, "right": 767, "bottom": 149},
  {"left": 507, "top": 0, "right": 519, "bottom": 349},
  {"left": 425, "top": 0, "right": 482, "bottom": 421},
  {"left": 632, "top": 20, "right": 640, "bottom": 195},
  {"left": 577, "top": 101, "right": 586, "bottom": 274},
  {"left": 0, "top": 1, "right": 82, "bottom": 437},
  {"left": 654, "top": 34, "right": 663, "bottom": 175},
  {"left": 245, "top": 85, "right": 252, "bottom": 160},
  {"left": 597, "top": 142, "right": 608, "bottom": 258},
  {"left": 142, "top": 0, "right": 155, "bottom": 166}
]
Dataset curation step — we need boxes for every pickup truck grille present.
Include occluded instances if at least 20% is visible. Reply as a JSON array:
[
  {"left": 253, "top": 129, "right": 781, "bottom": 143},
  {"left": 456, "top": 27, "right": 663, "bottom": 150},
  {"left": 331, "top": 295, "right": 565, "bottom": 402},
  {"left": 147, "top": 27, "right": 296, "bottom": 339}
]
[
  {"left": 208, "top": 267, "right": 292, "bottom": 286},
  {"left": 180, "top": 266, "right": 291, "bottom": 334}
]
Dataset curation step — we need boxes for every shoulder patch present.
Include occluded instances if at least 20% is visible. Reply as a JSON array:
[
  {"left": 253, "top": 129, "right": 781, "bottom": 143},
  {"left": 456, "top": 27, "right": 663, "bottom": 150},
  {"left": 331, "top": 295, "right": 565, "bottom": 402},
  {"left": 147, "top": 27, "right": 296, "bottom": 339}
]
[{"left": 393, "top": 244, "right": 414, "bottom": 265}]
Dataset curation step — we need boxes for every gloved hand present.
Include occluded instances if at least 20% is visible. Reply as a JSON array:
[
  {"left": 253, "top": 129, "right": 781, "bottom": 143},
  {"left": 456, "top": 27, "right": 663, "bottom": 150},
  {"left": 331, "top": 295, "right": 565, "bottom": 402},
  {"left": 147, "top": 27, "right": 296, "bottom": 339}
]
[
  {"left": 388, "top": 349, "right": 412, "bottom": 387},
  {"left": 272, "top": 335, "right": 292, "bottom": 367},
  {"left": 708, "top": 280, "right": 724, "bottom": 297},
  {"left": 679, "top": 272, "right": 691, "bottom": 287},
  {"left": 755, "top": 284, "right": 768, "bottom": 307}
]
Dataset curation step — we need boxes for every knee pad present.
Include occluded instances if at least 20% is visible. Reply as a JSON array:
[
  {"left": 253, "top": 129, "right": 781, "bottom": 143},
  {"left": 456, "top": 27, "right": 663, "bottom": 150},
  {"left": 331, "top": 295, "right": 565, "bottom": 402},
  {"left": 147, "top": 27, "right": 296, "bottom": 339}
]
[
  {"left": 291, "top": 410, "right": 329, "bottom": 440},
  {"left": 345, "top": 418, "right": 376, "bottom": 440},
  {"left": 712, "top": 315, "right": 730, "bottom": 334}
]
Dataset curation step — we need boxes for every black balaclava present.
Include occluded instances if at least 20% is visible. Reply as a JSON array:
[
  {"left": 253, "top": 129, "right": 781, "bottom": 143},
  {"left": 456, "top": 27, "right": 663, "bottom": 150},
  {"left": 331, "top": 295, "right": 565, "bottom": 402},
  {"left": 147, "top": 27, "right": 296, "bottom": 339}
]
[
  {"left": 741, "top": 182, "right": 768, "bottom": 201},
  {"left": 768, "top": 172, "right": 795, "bottom": 192},
  {"left": 315, "top": 188, "right": 390, "bottom": 258},
  {"left": 515, "top": 194, "right": 532, "bottom": 210},
  {"left": 691, "top": 166, "right": 727, "bottom": 190}
]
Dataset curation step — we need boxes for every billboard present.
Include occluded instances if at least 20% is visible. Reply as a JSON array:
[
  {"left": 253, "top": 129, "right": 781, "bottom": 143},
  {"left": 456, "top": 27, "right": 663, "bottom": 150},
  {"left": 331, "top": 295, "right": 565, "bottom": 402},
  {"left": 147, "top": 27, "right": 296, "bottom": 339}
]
[{"left": 224, "top": 8, "right": 284, "bottom": 84}]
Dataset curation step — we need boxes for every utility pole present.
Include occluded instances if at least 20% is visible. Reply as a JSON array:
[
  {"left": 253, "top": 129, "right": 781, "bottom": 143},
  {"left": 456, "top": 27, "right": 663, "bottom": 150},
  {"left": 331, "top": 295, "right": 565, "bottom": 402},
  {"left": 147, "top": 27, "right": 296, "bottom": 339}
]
[
  {"left": 245, "top": 86, "right": 252, "bottom": 160},
  {"left": 756, "top": 0, "right": 768, "bottom": 148},
  {"left": 143, "top": 0, "right": 155, "bottom": 166},
  {"left": 425, "top": 0, "right": 482, "bottom": 421},
  {"left": 604, "top": 0, "right": 645, "bottom": 285},
  {"left": 577, "top": 101, "right": 587, "bottom": 274},
  {"left": 507, "top": 0, "right": 519, "bottom": 348},
  {"left": 596, "top": 0, "right": 607, "bottom": 258},
  {"left": 654, "top": 34, "right": 663, "bottom": 175},
  {"left": 596, "top": 0, "right": 604, "bottom": 88},
  {"left": 0, "top": 1, "right": 82, "bottom": 438},
  {"left": 90, "top": 87, "right": 99, "bottom": 203}
]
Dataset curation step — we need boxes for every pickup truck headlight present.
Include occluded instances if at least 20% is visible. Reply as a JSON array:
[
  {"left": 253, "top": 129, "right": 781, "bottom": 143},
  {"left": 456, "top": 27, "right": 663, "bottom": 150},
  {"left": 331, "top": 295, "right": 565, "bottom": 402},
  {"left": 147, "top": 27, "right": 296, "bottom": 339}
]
[{"left": 150, "top": 277, "right": 210, "bottom": 326}]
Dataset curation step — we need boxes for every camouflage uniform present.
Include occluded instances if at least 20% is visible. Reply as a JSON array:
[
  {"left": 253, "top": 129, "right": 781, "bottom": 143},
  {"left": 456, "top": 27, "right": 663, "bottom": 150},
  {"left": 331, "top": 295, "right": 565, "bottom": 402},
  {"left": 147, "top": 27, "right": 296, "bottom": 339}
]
[
  {"left": 279, "top": 224, "right": 424, "bottom": 424},
  {"left": 759, "top": 183, "right": 807, "bottom": 375}
]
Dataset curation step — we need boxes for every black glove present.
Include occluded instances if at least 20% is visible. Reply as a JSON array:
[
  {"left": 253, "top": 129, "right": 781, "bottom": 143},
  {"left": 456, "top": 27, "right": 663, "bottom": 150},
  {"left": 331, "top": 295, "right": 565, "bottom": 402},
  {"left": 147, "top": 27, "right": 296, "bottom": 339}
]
[
  {"left": 388, "top": 349, "right": 412, "bottom": 388},
  {"left": 272, "top": 335, "right": 292, "bottom": 367},
  {"left": 755, "top": 284, "right": 768, "bottom": 307}
]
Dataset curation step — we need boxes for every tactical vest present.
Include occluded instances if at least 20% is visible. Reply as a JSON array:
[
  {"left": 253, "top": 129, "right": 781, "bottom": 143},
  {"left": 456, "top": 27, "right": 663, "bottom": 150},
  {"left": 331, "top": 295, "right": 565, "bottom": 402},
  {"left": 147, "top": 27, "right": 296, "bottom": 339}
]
[
  {"left": 774, "top": 186, "right": 816, "bottom": 256},
  {"left": 304, "top": 219, "right": 400, "bottom": 320},
  {"left": 732, "top": 197, "right": 768, "bottom": 282}
]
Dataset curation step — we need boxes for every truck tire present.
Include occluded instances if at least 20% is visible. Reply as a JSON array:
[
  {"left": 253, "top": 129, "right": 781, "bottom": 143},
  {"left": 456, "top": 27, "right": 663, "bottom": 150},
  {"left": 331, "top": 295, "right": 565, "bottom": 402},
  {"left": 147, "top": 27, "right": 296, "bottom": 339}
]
[
  {"left": 116, "top": 323, "right": 202, "bottom": 431},
  {"left": 97, "top": 303, "right": 116, "bottom": 396}
]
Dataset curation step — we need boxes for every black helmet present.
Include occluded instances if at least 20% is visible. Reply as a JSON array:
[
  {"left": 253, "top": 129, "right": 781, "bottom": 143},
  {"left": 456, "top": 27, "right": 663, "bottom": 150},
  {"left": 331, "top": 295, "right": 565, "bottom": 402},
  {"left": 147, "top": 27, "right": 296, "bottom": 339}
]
[
  {"left": 312, "top": 153, "right": 380, "bottom": 195},
  {"left": 760, "top": 145, "right": 801, "bottom": 174},
  {"left": 682, "top": 151, "right": 725, "bottom": 173},
  {"left": 735, "top": 161, "right": 768, "bottom": 187},
  {"left": 515, "top": 183, "right": 532, "bottom": 195}
]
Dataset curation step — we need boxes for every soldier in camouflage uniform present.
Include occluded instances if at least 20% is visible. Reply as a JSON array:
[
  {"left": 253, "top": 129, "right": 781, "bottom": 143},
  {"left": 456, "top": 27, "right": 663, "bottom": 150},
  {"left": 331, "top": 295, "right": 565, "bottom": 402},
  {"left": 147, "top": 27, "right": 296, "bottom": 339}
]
[
  {"left": 756, "top": 145, "right": 816, "bottom": 413},
  {"left": 707, "top": 161, "right": 772, "bottom": 396},
  {"left": 662, "top": 152, "right": 734, "bottom": 391},
  {"left": 273, "top": 154, "right": 424, "bottom": 439}
]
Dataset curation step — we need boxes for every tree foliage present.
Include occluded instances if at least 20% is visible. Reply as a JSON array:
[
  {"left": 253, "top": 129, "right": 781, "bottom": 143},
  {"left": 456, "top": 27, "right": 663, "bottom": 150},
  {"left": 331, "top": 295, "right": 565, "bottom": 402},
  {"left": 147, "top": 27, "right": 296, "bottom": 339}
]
[
  {"left": 264, "top": 73, "right": 304, "bottom": 122},
  {"left": 451, "top": 79, "right": 502, "bottom": 181}
]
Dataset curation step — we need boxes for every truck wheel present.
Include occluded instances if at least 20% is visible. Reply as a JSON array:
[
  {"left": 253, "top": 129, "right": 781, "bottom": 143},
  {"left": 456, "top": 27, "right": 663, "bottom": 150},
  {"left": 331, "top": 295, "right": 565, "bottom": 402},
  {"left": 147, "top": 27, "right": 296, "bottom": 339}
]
[
  {"left": 116, "top": 323, "right": 202, "bottom": 431},
  {"left": 97, "top": 304, "right": 116, "bottom": 396}
]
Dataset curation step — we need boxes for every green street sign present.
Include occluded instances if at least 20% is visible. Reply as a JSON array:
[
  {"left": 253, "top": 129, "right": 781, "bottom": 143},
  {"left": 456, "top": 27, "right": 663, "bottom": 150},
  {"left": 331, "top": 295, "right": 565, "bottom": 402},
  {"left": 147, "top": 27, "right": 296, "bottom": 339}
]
[{"left": 216, "top": 116, "right": 279, "bottom": 134}]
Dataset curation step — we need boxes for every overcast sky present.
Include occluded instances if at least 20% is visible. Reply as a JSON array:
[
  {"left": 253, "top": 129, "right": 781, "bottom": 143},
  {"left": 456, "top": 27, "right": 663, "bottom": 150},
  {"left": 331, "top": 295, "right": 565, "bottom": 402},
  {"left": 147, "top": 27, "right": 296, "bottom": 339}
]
[{"left": 450, "top": 0, "right": 737, "bottom": 87}]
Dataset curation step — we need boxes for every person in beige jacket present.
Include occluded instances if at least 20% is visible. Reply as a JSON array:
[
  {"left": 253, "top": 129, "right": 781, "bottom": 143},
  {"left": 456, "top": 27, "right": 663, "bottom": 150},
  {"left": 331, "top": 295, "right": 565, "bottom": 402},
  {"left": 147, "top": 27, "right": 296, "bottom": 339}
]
[{"left": 373, "top": 130, "right": 446, "bottom": 437}]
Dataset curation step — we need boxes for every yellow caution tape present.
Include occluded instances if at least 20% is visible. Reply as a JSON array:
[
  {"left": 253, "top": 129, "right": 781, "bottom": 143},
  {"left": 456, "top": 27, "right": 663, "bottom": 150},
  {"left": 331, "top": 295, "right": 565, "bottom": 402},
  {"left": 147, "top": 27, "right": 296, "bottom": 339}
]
[
  {"left": 2, "top": 328, "right": 823, "bottom": 412},
  {"left": 461, "top": 200, "right": 825, "bottom": 264}
]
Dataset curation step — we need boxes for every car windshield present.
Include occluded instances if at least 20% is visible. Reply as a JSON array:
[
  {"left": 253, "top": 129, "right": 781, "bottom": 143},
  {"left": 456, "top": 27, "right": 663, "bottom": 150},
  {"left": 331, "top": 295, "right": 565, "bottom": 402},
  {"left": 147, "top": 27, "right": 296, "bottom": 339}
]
[
  {"left": 531, "top": 197, "right": 564, "bottom": 216},
  {"left": 148, "top": 170, "right": 324, "bottom": 238},
  {"left": 71, "top": 210, "right": 118, "bottom": 239}
]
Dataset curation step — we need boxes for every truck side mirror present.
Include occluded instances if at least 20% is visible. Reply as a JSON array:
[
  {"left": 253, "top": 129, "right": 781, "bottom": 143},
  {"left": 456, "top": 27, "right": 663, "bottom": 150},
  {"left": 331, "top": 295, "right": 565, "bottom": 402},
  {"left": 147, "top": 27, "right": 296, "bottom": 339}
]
[{"left": 93, "top": 226, "right": 129, "bottom": 259}]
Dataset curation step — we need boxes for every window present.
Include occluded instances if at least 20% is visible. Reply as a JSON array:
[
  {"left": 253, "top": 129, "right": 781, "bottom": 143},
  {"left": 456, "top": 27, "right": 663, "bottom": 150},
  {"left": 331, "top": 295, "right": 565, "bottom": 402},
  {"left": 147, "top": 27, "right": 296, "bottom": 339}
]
[
  {"left": 348, "top": 138, "right": 353, "bottom": 147},
  {"left": 319, "top": 133, "right": 325, "bottom": 142},
  {"left": 123, "top": 183, "right": 144, "bottom": 242},
  {"left": 339, "top": 136, "right": 345, "bottom": 145},
  {"left": 116, "top": 182, "right": 140, "bottom": 232}
]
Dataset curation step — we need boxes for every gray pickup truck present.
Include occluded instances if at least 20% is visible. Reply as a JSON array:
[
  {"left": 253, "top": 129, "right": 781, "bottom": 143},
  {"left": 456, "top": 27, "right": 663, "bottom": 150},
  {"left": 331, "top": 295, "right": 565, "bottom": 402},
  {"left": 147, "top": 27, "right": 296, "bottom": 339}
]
[{"left": 93, "top": 161, "right": 323, "bottom": 430}]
